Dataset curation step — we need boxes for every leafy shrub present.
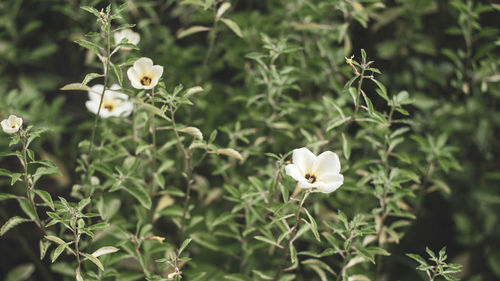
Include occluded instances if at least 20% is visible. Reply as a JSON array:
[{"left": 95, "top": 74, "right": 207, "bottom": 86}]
[{"left": 0, "top": 1, "right": 499, "bottom": 281}]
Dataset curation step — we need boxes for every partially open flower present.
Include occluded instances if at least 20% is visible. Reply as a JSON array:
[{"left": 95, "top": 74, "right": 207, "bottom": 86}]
[
  {"left": 285, "top": 147, "right": 344, "bottom": 194},
  {"left": 114, "top": 28, "right": 140, "bottom": 50},
  {"left": 86, "top": 84, "right": 133, "bottom": 118},
  {"left": 127, "top": 57, "right": 163, "bottom": 90},
  {"left": 1, "top": 115, "right": 23, "bottom": 134}
]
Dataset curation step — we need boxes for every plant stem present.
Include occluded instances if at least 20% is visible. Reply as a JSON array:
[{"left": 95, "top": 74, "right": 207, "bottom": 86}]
[
  {"left": 20, "top": 132, "right": 45, "bottom": 232},
  {"left": 88, "top": 21, "right": 112, "bottom": 161},
  {"left": 169, "top": 107, "right": 193, "bottom": 235},
  {"left": 149, "top": 87, "right": 157, "bottom": 194}
]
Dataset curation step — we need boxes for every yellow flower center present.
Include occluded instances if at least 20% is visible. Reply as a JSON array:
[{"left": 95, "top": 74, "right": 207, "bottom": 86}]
[
  {"left": 103, "top": 103, "right": 114, "bottom": 112},
  {"left": 140, "top": 75, "right": 152, "bottom": 86},
  {"left": 305, "top": 173, "right": 317, "bottom": 184}
]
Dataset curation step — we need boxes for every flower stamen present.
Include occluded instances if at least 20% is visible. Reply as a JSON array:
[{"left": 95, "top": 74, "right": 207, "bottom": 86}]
[
  {"left": 103, "top": 103, "right": 114, "bottom": 112},
  {"left": 140, "top": 75, "right": 152, "bottom": 86},
  {"left": 305, "top": 173, "right": 317, "bottom": 184}
]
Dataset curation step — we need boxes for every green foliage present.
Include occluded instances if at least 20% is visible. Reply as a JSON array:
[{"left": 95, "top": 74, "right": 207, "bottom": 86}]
[
  {"left": 0, "top": 0, "right": 499, "bottom": 280},
  {"left": 407, "top": 247, "right": 462, "bottom": 281}
]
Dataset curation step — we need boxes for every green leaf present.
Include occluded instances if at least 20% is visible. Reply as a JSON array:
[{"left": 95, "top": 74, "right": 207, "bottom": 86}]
[
  {"left": 10, "top": 173, "right": 22, "bottom": 185},
  {"left": 78, "top": 197, "right": 91, "bottom": 211},
  {"left": 4, "top": 263, "right": 35, "bottom": 281},
  {"left": 51, "top": 243, "right": 68, "bottom": 263},
  {"left": 220, "top": 18, "right": 243, "bottom": 37},
  {"left": 406, "top": 253, "right": 429, "bottom": 266},
  {"left": 177, "top": 26, "right": 211, "bottom": 39},
  {"left": 80, "top": 6, "right": 101, "bottom": 18},
  {"left": 111, "top": 64, "right": 123, "bottom": 86},
  {"left": 0, "top": 193, "right": 18, "bottom": 201},
  {"left": 303, "top": 208, "right": 321, "bottom": 242},
  {"left": 81, "top": 72, "right": 103, "bottom": 86},
  {"left": 75, "top": 39, "right": 102, "bottom": 54},
  {"left": 370, "top": 78, "right": 389, "bottom": 101},
  {"left": 254, "top": 236, "right": 283, "bottom": 248},
  {"left": 0, "top": 216, "right": 30, "bottom": 236},
  {"left": 17, "top": 198, "right": 37, "bottom": 220},
  {"left": 83, "top": 253, "right": 104, "bottom": 271},
  {"left": 39, "top": 240, "right": 50, "bottom": 260},
  {"left": 60, "top": 83, "right": 91, "bottom": 92},
  {"left": 123, "top": 185, "right": 152, "bottom": 209},
  {"left": 34, "top": 189, "right": 54, "bottom": 210},
  {"left": 179, "top": 238, "right": 192, "bottom": 255},
  {"left": 134, "top": 98, "right": 171, "bottom": 121},
  {"left": 91, "top": 246, "right": 119, "bottom": 258},
  {"left": 45, "top": 235, "right": 66, "bottom": 245},
  {"left": 355, "top": 247, "right": 375, "bottom": 264},
  {"left": 342, "top": 133, "right": 351, "bottom": 160}
]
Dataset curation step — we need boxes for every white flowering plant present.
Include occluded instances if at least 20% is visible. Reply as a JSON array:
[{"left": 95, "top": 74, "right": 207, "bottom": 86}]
[{"left": 1, "top": 1, "right": 498, "bottom": 281}]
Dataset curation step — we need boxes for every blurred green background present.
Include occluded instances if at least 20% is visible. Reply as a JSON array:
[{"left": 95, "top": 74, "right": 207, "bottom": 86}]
[{"left": 1, "top": 0, "right": 499, "bottom": 280}]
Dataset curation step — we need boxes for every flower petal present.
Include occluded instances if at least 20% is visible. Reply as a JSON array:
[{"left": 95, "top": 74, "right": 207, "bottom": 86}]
[
  {"left": 285, "top": 164, "right": 304, "bottom": 182},
  {"left": 85, "top": 100, "right": 99, "bottom": 115},
  {"left": 88, "top": 84, "right": 104, "bottom": 101},
  {"left": 127, "top": 68, "right": 143, "bottom": 89},
  {"left": 292, "top": 147, "right": 316, "bottom": 174},
  {"left": 316, "top": 173, "right": 344, "bottom": 194},
  {"left": 133, "top": 57, "right": 153, "bottom": 75},
  {"left": 115, "top": 101, "right": 133, "bottom": 117},
  {"left": 151, "top": 65, "right": 164, "bottom": 78},
  {"left": 312, "top": 151, "right": 341, "bottom": 176},
  {"left": 109, "top": 84, "right": 121, "bottom": 91}
]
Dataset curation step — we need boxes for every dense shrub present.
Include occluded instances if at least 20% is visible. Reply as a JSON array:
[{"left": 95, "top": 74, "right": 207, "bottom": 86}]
[{"left": 0, "top": 0, "right": 499, "bottom": 280}]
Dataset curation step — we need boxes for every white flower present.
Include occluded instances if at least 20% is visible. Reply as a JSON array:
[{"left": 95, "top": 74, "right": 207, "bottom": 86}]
[
  {"left": 86, "top": 84, "right": 133, "bottom": 118},
  {"left": 285, "top": 147, "right": 344, "bottom": 194},
  {"left": 127, "top": 57, "right": 163, "bottom": 90},
  {"left": 114, "top": 28, "right": 140, "bottom": 50},
  {"left": 1, "top": 115, "right": 23, "bottom": 134}
]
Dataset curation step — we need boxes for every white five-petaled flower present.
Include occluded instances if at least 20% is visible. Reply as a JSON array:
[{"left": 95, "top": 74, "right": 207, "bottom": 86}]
[
  {"left": 285, "top": 147, "right": 344, "bottom": 194},
  {"left": 127, "top": 57, "right": 163, "bottom": 90},
  {"left": 1, "top": 115, "right": 23, "bottom": 134},
  {"left": 86, "top": 84, "right": 133, "bottom": 118},
  {"left": 114, "top": 28, "right": 140, "bottom": 50}
]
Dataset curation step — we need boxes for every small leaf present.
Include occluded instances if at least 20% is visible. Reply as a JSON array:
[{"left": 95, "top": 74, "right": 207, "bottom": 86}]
[
  {"left": 83, "top": 253, "right": 104, "bottom": 271},
  {"left": 179, "top": 238, "right": 192, "bottom": 255},
  {"left": 370, "top": 78, "right": 389, "bottom": 101},
  {"left": 4, "top": 263, "right": 35, "bottom": 281},
  {"left": 81, "top": 73, "right": 103, "bottom": 86},
  {"left": 124, "top": 185, "right": 152, "bottom": 209},
  {"left": 111, "top": 64, "right": 123, "bottom": 86},
  {"left": 80, "top": 6, "right": 101, "bottom": 18},
  {"left": 34, "top": 190, "right": 54, "bottom": 210},
  {"left": 60, "top": 83, "right": 91, "bottom": 92},
  {"left": 355, "top": 247, "right": 375, "bottom": 264},
  {"left": 220, "top": 18, "right": 243, "bottom": 37},
  {"left": 254, "top": 236, "right": 283, "bottom": 248},
  {"left": 303, "top": 208, "right": 321, "bottom": 242},
  {"left": 179, "top": 127, "right": 203, "bottom": 140},
  {"left": 39, "top": 240, "right": 50, "bottom": 260},
  {"left": 216, "top": 2, "right": 231, "bottom": 19},
  {"left": 342, "top": 133, "right": 351, "bottom": 160},
  {"left": 218, "top": 148, "right": 243, "bottom": 161},
  {"left": 0, "top": 216, "right": 30, "bottom": 236},
  {"left": 78, "top": 197, "right": 91, "bottom": 211},
  {"left": 185, "top": 86, "right": 204, "bottom": 97},
  {"left": 75, "top": 39, "right": 102, "bottom": 54},
  {"left": 177, "top": 26, "right": 211, "bottom": 39},
  {"left": 0, "top": 193, "right": 18, "bottom": 201},
  {"left": 17, "top": 198, "right": 37, "bottom": 220},
  {"left": 92, "top": 246, "right": 119, "bottom": 258},
  {"left": 134, "top": 98, "right": 171, "bottom": 121},
  {"left": 51, "top": 243, "right": 68, "bottom": 263},
  {"left": 45, "top": 235, "right": 66, "bottom": 245}
]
